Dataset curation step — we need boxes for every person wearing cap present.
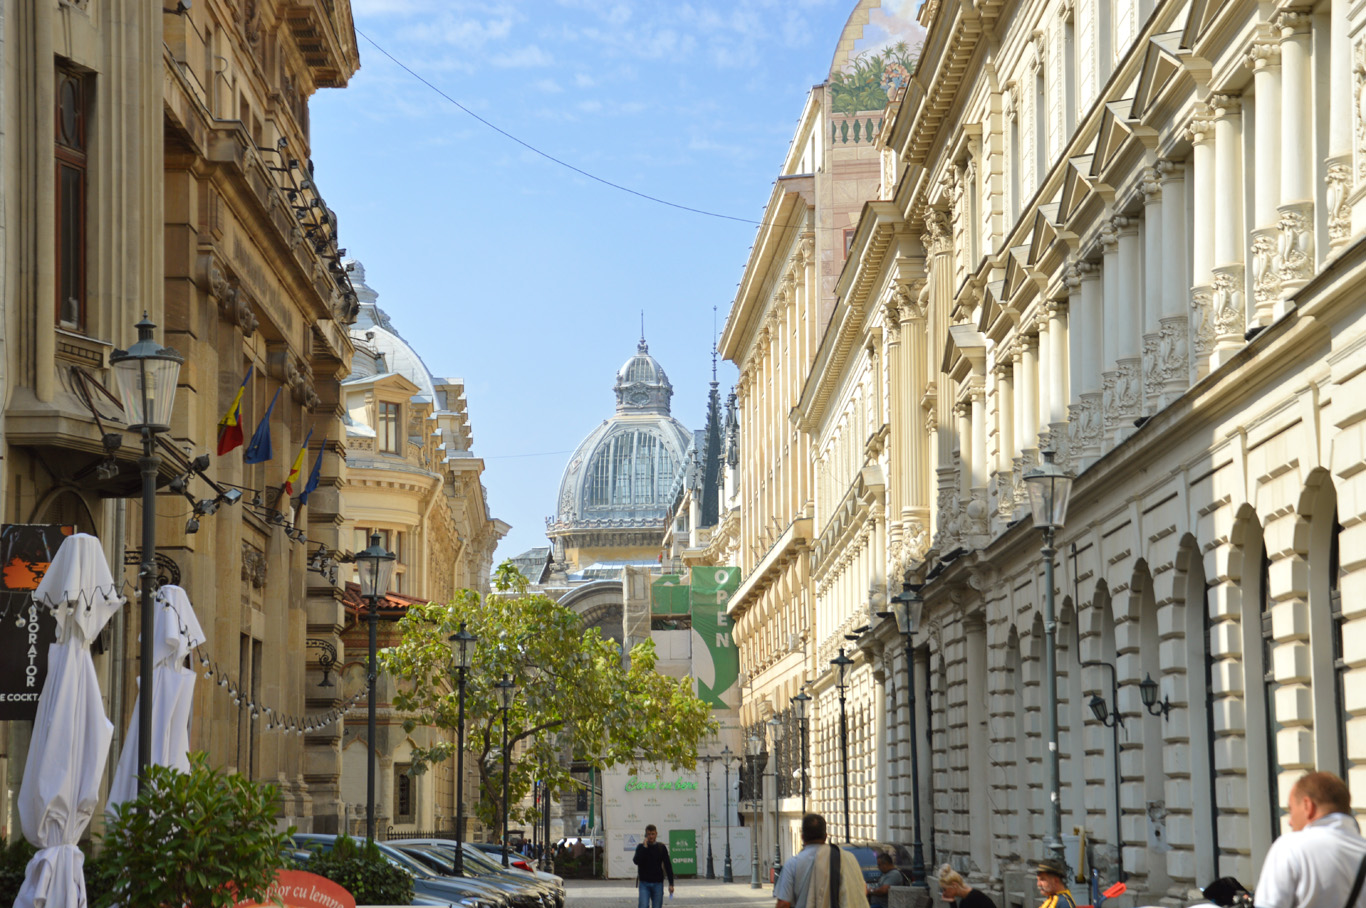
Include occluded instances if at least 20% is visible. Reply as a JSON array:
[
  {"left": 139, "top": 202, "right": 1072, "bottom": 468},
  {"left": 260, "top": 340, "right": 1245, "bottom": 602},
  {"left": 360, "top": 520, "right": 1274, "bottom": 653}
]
[
  {"left": 1035, "top": 858, "right": 1077, "bottom": 908},
  {"left": 938, "top": 864, "right": 995, "bottom": 908}
]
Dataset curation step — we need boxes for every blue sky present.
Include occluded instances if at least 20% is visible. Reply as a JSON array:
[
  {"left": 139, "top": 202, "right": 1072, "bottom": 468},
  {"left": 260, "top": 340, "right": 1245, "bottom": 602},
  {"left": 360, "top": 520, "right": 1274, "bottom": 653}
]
[{"left": 309, "top": 0, "right": 874, "bottom": 565}]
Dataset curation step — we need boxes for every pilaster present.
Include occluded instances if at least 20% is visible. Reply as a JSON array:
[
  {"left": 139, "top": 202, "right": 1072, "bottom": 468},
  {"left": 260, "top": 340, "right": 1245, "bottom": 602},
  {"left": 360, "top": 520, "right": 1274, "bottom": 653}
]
[
  {"left": 1210, "top": 94, "right": 1247, "bottom": 368},
  {"left": 1277, "top": 10, "right": 1315, "bottom": 306}
]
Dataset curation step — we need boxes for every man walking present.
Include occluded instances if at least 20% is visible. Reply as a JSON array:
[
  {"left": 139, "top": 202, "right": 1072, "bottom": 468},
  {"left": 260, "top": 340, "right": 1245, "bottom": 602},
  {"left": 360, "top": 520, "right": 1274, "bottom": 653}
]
[
  {"left": 774, "top": 813, "right": 869, "bottom": 908},
  {"left": 1255, "top": 771, "right": 1366, "bottom": 908},
  {"left": 634, "top": 824, "right": 674, "bottom": 908}
]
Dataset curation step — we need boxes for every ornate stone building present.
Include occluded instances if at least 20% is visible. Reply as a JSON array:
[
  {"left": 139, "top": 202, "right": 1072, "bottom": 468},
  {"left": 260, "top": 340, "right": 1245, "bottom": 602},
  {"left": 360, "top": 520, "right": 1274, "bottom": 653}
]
[
  {"left": 0, "top": 0, "right": 361, "bottom": 832},
  {"left": 335, "top": 262, "right": 507, "bottom": 838},
  {"left": 721, "top": 0, "right": 1366, "bottom": 905}
]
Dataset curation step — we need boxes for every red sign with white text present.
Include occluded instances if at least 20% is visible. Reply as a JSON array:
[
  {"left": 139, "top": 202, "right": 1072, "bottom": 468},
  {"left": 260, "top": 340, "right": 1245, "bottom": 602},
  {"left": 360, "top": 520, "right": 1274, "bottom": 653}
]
[{"left": 236, "top": 870, "right": 355, "bottom": 908}]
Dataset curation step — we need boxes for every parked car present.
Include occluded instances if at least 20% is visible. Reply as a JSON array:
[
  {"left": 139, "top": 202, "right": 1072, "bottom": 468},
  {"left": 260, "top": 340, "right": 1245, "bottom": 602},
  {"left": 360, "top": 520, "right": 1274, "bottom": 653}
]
[
  {"left": 391, "top": 838, "right": 564, "bottom": 905},
  {"left": 290, "top": 833, "right": 512, "bottom": 908},
  {"left": 467, "top": 841, "right": 536, "bottom": 873},
  {"left": 388, "top": 841, "right": 560, "bottom": 908}
]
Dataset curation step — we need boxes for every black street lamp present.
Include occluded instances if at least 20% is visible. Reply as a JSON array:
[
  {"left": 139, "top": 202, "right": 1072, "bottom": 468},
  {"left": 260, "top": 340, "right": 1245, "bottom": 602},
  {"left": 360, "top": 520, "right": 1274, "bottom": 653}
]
[
  {"left": 109, "top": 316, "right": 183, "bottom": 794},
  {"left": 721, "top": 745, "right": 736, "bottom": 883},
  {"left": 449, "top": 622, "right": 477, "bottom": 875},
  {"left": 701, "top": 754, "right": 717, "bottom": 879},
  {"left": 746, "top": 733, "right": 762, "bottom": 889},
  {"left": 767, "top": 715, "right": 784, "bottom": 878},
  {"left": 1085, "top": 659, "right": 1126, "bottom": 882},
  {"left": 1023, "top": 449, "right": 1074, "bottom": 870},
  {"left": 888, "top": 585, "right": 927, "bottom": 888},
  {"left": 356, "top": 532, "right": 396, "bottom": 843},
  {"left": 831, "top": 648, "right": 855, "bottom": 843},
  {"left": 495, "top": 673, "right": 518, "bottom": 867},
  {"left": 791, "top": 690, "right": 811, "bottom": 815}
]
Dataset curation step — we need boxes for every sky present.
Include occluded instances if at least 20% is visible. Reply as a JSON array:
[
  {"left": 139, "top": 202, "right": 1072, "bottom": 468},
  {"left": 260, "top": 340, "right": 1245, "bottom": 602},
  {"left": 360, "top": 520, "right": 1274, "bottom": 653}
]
[{"left": 308, "top": 0, "right": 886, "bottom": 565}]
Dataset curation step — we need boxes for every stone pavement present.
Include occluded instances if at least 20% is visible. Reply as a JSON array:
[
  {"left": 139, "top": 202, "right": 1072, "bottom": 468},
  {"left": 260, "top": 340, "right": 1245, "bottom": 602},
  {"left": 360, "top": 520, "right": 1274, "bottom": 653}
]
[{"left": 565, "top": 878, "right": 778, "bottom": 908}]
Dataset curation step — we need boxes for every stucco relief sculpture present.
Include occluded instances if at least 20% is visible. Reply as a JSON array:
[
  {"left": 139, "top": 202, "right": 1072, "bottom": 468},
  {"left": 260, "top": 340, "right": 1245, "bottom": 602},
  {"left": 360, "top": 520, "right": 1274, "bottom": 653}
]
[
  {"left": 1191, "top": 288, "right": 1215, "bottom": 361},
  {"left": 1277, "top": 208, "right": 1314, "bottom": 286},
  {"left": 1355, "top": 39, "right": 1366, "bottom": 181},
  {"left": 1212, "top": 271, "right": 1246, "bottom": 341},
  {"left": 1251, "top": 230, "right": 1282, "bottom": 308},
  {"left": 1327, "top": 161, "right": 1352, "bottom": 245}
]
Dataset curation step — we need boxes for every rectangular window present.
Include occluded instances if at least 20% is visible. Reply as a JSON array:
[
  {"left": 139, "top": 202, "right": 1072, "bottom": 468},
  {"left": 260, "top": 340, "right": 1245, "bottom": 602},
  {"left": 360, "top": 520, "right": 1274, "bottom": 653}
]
[
  {"left": 395, "top": 764, "right": 415, "bottom": 823},
  {"left": 56, "top": 66, "right": 88, "bottom": 331},
  {"left": 379, "top": 402, "right": 400, "bottom": 453}
]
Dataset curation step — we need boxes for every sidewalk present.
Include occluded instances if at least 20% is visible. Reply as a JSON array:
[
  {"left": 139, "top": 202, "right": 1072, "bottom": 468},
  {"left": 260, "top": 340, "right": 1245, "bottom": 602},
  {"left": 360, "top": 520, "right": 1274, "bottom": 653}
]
[{"left": 565, "top": 878, "right": 777, "bottom": 908}]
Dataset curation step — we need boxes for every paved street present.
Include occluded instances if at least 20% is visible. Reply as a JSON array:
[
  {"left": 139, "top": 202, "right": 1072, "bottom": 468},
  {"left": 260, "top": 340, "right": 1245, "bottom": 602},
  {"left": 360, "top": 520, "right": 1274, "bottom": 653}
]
[{"left": 565, "top": 879, "right": 776, "bottom": 908}]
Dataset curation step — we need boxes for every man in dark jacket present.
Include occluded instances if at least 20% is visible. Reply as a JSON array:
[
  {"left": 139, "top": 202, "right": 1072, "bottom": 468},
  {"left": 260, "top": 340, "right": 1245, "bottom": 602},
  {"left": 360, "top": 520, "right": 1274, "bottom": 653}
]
[{"left": 634, "top": 824, "right": 675, "bottom": 908}]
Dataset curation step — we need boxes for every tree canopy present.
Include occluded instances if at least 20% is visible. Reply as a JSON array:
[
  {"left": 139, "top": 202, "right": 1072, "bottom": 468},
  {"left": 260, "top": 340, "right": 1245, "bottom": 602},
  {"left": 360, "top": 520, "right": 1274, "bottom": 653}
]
[{"left": 380, "top": 562, "right": 718, "bottom": 838}]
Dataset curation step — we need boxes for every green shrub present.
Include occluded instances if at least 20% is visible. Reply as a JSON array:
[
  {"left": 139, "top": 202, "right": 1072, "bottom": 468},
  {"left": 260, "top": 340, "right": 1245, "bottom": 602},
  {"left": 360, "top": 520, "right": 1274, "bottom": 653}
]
[
  {"left": 0, "top": 837, "right": 37, "bottom": 907},
  {"left": 301, "top": 834, "right": 413, "bottom": 906},
  {"left": 96, "top": 752, "right": 291, "bottom": 908}
]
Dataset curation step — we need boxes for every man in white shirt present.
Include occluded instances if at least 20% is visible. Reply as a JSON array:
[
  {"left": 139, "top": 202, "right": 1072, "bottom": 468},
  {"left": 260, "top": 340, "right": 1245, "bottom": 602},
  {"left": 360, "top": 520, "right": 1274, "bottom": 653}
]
[
  {"left": 1255, "top": 771, "right": 1366, "bottom": 908},
  {"left": 775, "top": 814, "right": 869, "bottom": 908}
]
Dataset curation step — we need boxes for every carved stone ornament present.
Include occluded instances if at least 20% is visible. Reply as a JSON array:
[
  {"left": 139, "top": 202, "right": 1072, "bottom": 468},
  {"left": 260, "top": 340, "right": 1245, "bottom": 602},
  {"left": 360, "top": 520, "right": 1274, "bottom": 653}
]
[
  {"left": 1102, "top": 372, "right": 1118, "bottom": 427},
  {"left": 1143, "top": 333, "right": 1162, "bottom": 398},
  {"left": 1356, "top": 40, "right": 1366, "bottom": 182},
  {"left": 1251, "top": 229, "right": 1283, "bottom": 307},
  {"left": 1157, "top": 318, "right": 1189, "bottom": 386},
  {"left": 996, "top": 471, "right": 1017, "bottom": 521},
  {"left": 1140, "top": 167, "right": 1162, "bottom": 201},
  {"left": 1191, "top": 287, "right": 1216, "bottom": 360},
  {"left": 1278, "top": 206, "right": 1314, "bottom": 285},
  {"left": 1327, "top": 160, "right": 1352, "bottom": 244},
  {"left": 895, "top": 280, "right": 928, "bottom": 321},
  {"left": 242, "top": 542, "right": 267, "bottom": 589},
  {"left": 1115, "top": 360, "right": 1142, "bottom": 419},
  {"left": 922, "top": 209, "right": 953, "bottom": 255},
  {"left": 1212, "top": 271, "right": 1246, "bottom": 338},
  {"left": 1244, "top": 38, "right": 1281, "bottom": 71}
]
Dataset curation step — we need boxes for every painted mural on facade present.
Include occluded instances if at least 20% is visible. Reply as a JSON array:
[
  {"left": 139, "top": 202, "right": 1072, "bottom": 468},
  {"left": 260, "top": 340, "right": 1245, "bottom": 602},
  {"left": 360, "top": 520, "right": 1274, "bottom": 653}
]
[{"left": 829, "top": 0, "right": 926, "bottom": 114}]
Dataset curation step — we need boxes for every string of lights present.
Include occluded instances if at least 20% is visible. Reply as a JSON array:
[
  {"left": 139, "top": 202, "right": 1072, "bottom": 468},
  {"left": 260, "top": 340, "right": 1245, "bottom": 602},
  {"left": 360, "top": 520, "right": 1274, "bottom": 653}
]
[{"left": 193, "top": 645, "right": 364, "bottom": 735}]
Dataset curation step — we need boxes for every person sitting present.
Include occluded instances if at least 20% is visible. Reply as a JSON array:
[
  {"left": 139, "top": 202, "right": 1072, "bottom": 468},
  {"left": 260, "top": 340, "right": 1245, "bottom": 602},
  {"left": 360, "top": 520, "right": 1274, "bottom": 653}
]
[
  {"left": 937, "top": 864, "right": 995, "bottom": 908},
  {"left": 1035, "top": 859, "right": 1077, "bottom": 908},
  {"left": 867, "top": 854, "right": 906, "bottom": 908}
]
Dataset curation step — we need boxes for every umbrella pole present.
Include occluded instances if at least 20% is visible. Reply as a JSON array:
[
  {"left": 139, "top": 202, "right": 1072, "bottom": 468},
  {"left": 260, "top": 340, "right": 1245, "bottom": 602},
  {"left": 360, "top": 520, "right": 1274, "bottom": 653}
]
[{"left": 138, "top": 434, "right": 159, "bottom": 793}]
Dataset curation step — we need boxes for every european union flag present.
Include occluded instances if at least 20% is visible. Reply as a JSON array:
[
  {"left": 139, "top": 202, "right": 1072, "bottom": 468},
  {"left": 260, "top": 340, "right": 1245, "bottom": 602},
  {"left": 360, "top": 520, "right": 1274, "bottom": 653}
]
[
  {"left": 243, "top": 387, "right": 281, "bottom": 464},
  {"left": 299, "top": 438, "right": 327, "bottom": 506}
]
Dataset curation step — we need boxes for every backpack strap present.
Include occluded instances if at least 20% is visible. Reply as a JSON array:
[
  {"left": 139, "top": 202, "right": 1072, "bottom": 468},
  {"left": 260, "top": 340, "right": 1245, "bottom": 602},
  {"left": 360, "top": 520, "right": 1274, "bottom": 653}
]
[
  {"left": 1343, "top": 852, "right": 1366, "bottom": 908},
  {"left": 829, "top": 845, "right": 842, "bottom": 908}
]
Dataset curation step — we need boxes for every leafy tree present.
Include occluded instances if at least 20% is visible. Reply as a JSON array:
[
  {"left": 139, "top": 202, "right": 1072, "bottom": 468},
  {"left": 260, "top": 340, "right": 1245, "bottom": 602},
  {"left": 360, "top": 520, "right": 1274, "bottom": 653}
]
[
  {"left": 95, "top": 752, "right": 290, "bottom": 908},
  {"left": 381, "top": 562, "right": 718, "bottom": 840}
]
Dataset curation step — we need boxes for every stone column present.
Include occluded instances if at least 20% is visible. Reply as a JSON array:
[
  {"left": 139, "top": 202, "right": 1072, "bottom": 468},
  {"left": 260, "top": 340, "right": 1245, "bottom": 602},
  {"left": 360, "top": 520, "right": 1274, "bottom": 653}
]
[
  {"left": 1158, "top": 161, "right": 1190, "bottom": 405},
  {"left": 1038, "top": 316, "right": 1053, "bottom": 451},
  {"left": 1247, "top": 38, "right": 1283, "bottom": 326},
  {"left": 1326, "top": 0, "right": 1352, "bottom": 252},
  {"left": 968, "top": 383, "right": 989, "bottom": 540},
  {"left": 1277, "top": 10, "right": 1315, "bottom": 307},
  {"left": 885, "top": 296, "right": 905, "bottom": 543},
  {"left": 1188, "top": 111, "right": 1217, "bottom": 380},
  {"left": 995, "top": 356, "right": 1017, "bottom": 522},
  {"left": 1045, "top": 300, "right": 1069, "bottom": 442},
  {"left": 1114, "top": 216, "right": 1142, "bottom": 443},
  {"left": 1210, "top": 94, "right": 1247, "bottom": 367},
  {"left": 1100, "top": 219, "right": 1121, "bottom": 443},
  {"left": 901, "top": 290, "right": 931, "bottom": 557},
  {"left": 1141, "top": 170, "right": 1166, "bottom": 415},
  {"left": 1077, "top": 260, "right": 1105, "bottom": 463},
  {"left": 1021, "top": 333, "right": 1040, "bottom": 457}
]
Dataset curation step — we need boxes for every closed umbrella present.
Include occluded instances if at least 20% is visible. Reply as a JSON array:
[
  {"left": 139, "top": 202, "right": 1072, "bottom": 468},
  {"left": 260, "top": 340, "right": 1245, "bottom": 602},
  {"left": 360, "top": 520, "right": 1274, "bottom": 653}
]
[
  {"left": 106, "top": 584, "right": 205, "bottom": 814},
  {"left": 15, "top": 533, "right": 124, "bottom": 908}
]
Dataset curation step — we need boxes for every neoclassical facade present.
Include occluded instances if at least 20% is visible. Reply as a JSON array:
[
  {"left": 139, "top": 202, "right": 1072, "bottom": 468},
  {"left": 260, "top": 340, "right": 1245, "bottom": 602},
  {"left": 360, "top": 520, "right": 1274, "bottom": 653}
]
[
  {"left": 725, "top": 0, "right": 1366, "bottom": 903},
  {"left": 0, "top": 0, "right": 360, "bottom": 833},
  {"left": 335, "top": 263, "right": 507, "bottom": 838}
]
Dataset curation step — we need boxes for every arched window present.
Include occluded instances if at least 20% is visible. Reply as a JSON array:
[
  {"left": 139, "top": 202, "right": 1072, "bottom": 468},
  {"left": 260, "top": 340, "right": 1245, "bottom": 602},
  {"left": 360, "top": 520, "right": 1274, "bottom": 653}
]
[
  {"left": 1260, "top": 547, "right": 1282, "bottom": 838},
  {"left": 1330, "top": 511, "right": 1348, "bottom": 778}
]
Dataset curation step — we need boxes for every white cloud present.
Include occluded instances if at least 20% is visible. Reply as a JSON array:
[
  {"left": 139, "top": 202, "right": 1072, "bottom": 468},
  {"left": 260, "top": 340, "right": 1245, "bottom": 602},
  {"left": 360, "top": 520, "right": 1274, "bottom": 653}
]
[
  {"left": 534, "top": 78, "right": 565, "bottom": 93},
  {"left": 490, "top": 44, "right": 554, "bottom": 67}
]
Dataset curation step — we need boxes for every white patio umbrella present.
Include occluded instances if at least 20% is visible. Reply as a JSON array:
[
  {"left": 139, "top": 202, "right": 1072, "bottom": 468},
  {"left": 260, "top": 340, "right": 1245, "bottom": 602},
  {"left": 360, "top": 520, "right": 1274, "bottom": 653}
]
[
  {"left": 15, "top": 532, "right": 124, "bottom": 908},
  {"left": 106, "top": 584, "right": 205, "bottom": 815}
]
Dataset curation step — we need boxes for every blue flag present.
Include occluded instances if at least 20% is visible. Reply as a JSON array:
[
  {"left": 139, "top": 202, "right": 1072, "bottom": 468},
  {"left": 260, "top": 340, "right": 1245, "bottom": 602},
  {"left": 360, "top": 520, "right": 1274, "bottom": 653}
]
[
  {"left": 243, "top": 387, "right": 281, "bottom": 464},
  {"left": 298, "top": 438, "right": 327, "bottom": 506}
]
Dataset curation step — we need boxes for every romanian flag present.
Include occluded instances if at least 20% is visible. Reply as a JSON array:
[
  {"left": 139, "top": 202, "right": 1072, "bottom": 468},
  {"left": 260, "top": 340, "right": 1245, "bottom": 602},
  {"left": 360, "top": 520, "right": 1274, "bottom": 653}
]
[
  {"left": 284, "top": 428, "right": 313, "bottom": 496},
  {"left": 244, "top": 387, "right": 281, "bottom": 464},
  {"left": 299, "top": 438, "right": 326, "bottom": 506},
  {"left": 216, "top": 365, "right": 253, "bottom": 455}
]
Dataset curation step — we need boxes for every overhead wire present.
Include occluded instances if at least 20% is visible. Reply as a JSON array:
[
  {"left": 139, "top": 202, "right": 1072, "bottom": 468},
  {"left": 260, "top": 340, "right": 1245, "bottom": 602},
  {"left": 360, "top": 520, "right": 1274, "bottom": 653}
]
[{"left": 354, "top": 28, "right": 862, "bottom": 234}]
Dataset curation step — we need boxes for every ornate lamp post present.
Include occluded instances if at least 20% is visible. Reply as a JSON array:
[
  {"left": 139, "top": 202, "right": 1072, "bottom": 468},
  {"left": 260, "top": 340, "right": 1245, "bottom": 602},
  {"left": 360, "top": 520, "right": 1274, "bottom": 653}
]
[
  {"left": 109, "top": 316, "right": 183, "bottom": 794},
  {"left": 888, "top": 585, "right": 927, "bottom": 888},
  {"left": 701, "top": 755, "right": 717, "bottom": 879},
  {"left": 495, "top": 673, "right": 518, "bottom": 867},
  {"left": 355, "top": 532, "right": 396, "bottom": 843},
  {"left": 791, "top": 690, "right": 811, "bottom": 815},
  {"left": 830, "top": 648, "right": 855, "bottom": 843},
  {"left": 721, "top": 745, "right": 735, "bottom": 883},
  {"left": 746, "top": 733, "right": 762, "bottom": 888},
  {"left": 449, "top": 622, "right": 477, "bottom": 875},
  {"left": 1023, "top": 450, "right": 1074, "bottom": 869},
  {"left": 767, "top": 715, "right": 784, "bottom": 877}
]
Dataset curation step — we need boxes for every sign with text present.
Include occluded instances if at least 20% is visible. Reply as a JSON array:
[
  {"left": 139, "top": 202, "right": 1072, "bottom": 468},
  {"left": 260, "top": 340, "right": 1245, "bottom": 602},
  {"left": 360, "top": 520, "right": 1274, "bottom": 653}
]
[
  {"left": 0, "top": 525, "right": 72, "bottom": 721},
  {"left": 689, "top": 566, "right": 740, "bottom": 708},
  {"left": 236, "top": 870, "right": 355, "bottom": 908},
  {"left": 668, "top": 829, "right": 697, "bottom": 877}
]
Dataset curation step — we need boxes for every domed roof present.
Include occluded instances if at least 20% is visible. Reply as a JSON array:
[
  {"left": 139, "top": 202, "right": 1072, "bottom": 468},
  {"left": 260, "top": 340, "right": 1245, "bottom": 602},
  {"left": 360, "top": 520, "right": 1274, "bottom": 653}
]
[
  {"left": 551, "top": 339, "right": 691, "bottom": 532},
  {"left": 345, "top": 260, "right": 437, "bottom": 403},
  {"left": 613, "top": 338, "right": 673, "bottom": 415}
]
